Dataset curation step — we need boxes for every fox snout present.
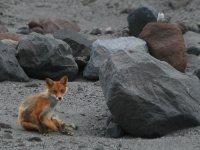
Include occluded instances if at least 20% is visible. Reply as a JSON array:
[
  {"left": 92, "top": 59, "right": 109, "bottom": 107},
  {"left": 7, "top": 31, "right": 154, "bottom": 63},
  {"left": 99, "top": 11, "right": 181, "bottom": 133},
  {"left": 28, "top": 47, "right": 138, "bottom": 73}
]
[
  {"left": 58, "top": 97, "right": 62, "bottom": 101},
  {"left": 54, "top": 94, "right": 64, "bottom": 101}
]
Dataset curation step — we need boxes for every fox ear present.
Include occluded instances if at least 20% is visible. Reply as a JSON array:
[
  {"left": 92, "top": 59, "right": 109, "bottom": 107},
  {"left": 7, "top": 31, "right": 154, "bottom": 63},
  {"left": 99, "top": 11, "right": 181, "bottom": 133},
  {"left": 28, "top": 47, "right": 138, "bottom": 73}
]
[
  {"left": 46, "top": 78, "right": 54, "bottom": 87},
  {"left": 60, "top": 75, "right": 68, "bottom": 85}
]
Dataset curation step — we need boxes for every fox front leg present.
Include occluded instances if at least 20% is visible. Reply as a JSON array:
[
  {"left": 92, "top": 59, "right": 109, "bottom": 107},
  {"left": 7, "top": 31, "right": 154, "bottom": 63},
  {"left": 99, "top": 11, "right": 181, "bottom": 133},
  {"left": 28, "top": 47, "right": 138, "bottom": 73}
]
[{"left": 51, "top": 117, "right": 74, "bottom": 135}]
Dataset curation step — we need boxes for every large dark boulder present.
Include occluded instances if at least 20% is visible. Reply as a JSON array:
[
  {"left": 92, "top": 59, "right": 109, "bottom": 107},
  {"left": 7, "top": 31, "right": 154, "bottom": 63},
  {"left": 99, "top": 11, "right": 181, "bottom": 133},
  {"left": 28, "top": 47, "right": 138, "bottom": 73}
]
[
  {"left": 127, "top": 7, "right": 156, "bottom": 37},
  {"left": 17, "top": 33, "right": 78, "bottom": 81},
  {"left": 0, "top": 43, "right": 29, "bottom": 82},
  {"left": 100, "top": 50, "right": 200, "bottom": 138}
]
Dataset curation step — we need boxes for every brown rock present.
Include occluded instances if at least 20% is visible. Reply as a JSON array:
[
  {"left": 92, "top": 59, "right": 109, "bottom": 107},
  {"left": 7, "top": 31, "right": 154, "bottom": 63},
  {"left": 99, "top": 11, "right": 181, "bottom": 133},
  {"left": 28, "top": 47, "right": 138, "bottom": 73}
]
[
  {"left": 28, "top": 19, "right": 80, "bottom": 34},
  {"left": 54, "top": 19, "right": 80, "bottom": 32},
  {"left": 31, "top": 27, "right": 44, "bottom": 34},
  {"left": 28, "top": 21, "right": 43, "bottom": 29},
  {"left": 0, "top": 33, "right": 21, "bottom": 41},
  {"left": 0, "top": 24, "right": 8, "bottom": 33},
  {"left": 139, "top": 23, "right": 187, "bottom": 72}
]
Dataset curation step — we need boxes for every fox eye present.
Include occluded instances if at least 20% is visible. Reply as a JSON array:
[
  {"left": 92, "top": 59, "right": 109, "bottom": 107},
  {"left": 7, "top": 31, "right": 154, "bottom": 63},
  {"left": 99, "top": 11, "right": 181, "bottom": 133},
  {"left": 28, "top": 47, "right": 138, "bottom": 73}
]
[
  {"left": 61, "top": 89, "right": 65, "bottom": 93},
  {"left": 52, "top": 90, "right": 57, "bottom": 94}
]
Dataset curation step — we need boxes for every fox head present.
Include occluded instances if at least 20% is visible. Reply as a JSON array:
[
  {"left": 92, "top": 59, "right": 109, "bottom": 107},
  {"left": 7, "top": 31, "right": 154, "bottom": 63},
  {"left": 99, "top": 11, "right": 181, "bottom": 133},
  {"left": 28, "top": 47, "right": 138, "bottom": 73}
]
[{"left": 45, "top": 76, "right": 68, "bottom": 101}]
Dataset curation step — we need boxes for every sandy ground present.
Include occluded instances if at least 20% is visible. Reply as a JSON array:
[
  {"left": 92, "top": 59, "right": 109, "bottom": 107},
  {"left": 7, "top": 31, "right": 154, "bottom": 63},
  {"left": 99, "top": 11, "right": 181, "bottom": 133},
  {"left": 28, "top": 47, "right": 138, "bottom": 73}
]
[
  {"left": 1, "top": 0, "right": 200, "bottom": 34},
  {"left": 1, "top": 0, "right": 200, "bottom": 149},
  {"left": 1, "top": 80, "right": 200, "bottom": 150}
]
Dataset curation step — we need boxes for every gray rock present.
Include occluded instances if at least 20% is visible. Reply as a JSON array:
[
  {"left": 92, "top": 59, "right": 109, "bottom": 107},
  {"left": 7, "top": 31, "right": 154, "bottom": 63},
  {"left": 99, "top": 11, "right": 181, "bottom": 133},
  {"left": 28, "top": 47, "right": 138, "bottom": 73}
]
[
  {"left": 186, "top": 54, "right": 200, "bottom": 76},
  {"left": 0, "top": 43, "right": 29, "bottom": 82},
  {"left": 27, "top": 137, "right": 42, "bottom": 142},
  {"left": 83, "top": 37, "right": 148, "bottom": 80},
  {"left": 17, "top": 33, "right": 78, "bottom": 81},
  {"left": 184, "top": 31, "right": 200, "bottom": 55},
  {"left": 169, "top": 0, "right": 190, "bottom": 9},
  {"left": 94, "top": 144, "right": 104, "bottom": 150},
  {"left": 100, "top": 50, "right": 200, "bottom": 138},
  {"left": 53, "top": 28, "right": 92, "bottom": 58},
  {"left": 75, "top": 56, "right": 89, "bottom": 69},
  {"left": 104, "top": 27, "right": 114, "bottom": 34},
  {"left": 106, "top": 120, "right": 124, "bottom": 138},
  {"left": 194, "top": 69, "right": 200, "bottom": 80},
  {"left": 0, "top": 123, "right": 11, "bottom": 129},
  {"left": 81, "top": 0, "right": 96, "bottom": 6},
  {"left": 90, "top": 28, "right": 102, "bottom": 35},
  {"left": 0, "top": 39, "right": 18, "bottom": 49},
  {"left": 16, "top": 27, "right": 30, "bottom": 35},
  {"left": 186, "top": 54, "right": 200, "bottom": 79},
  {"left": 3, "top": 133, "right": 13, "bottom": 139},
  {"left": 0, "top": 24, "right": 8, "bottom": 33}
]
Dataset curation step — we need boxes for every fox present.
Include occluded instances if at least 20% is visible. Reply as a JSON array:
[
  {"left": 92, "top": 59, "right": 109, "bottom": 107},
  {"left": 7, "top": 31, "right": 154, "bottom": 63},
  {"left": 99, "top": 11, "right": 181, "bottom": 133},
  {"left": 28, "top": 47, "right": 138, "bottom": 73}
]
[{"left": 18, "top": 75, "right": 76, "bottom": 135}]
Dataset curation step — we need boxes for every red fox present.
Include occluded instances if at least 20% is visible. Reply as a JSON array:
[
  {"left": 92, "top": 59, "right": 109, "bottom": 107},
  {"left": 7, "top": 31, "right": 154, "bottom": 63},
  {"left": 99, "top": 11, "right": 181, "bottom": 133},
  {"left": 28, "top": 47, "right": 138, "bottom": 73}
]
[{"left": 18, "top": 76, "right": 76, "bottom": 135}]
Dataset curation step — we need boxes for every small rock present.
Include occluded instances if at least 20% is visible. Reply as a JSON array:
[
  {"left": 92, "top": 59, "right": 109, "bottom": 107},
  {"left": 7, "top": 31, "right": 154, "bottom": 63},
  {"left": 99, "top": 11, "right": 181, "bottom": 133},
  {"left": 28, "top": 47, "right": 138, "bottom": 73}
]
[
  {"left": 80, "top": 113, "right": 86, "bottom": 116},
  {"left": 90, "top": 28, "right": 102, "bottom": 35},
  {"left": 3, "top": 133, "right": 13, "bottom": 139},
  {"left": 78, "top": 143, "right": 88, "bottom": 149},
  {"left": 194, "top": 69, "right": 200, "bottom": 80},
  {"left": 93, "top": 81, "right": 100, "bottom": 86},
  {"left": 16, "top": 142, "right": 25, "bottom": 147},
  {"left": 28, "top": 19, "right": 80, "bottom": 34},
  {"left": 120, "top": 8, "right": 132, "bottom": 14},
  {"left": 169, "top": 0, "right": 190, "bottom": 9},
  {"left": 0, "top": 39, "right": 18, "bottom": 48},
  {"left": 0, "top": 33, "right": 21, "bottom": 41},
  {"left": 106, "top": 121, "right": 124, "bottom": 138},
  {"left": 114, "top": 28, "right": 130, "bottom": 37},
  {"left": 184, "top": 31, "right": 200, "bottom": 56},
  {"left": 31, "top": 26, "right": 44, "bottom": 34},
  {"left": 0, "top": 123, "right": 12, "bottom": 129},
  {"left": 0, "top": 24, "right": 8, "bottom": 33},
  {"left": 104, "top": 27, "right": 114, "bottom": 34},
  {"left": 24, "top": 83, "right": 40, "bottom": 87},
  {"left": 27, "top": 137, "right": 42, "bottom": 142},
  {"left": 81, "top": 0, "right": 96, "bottom": 6},
  {"left": 75, "top": 56, "right": 89, "bottom": 69},
  {"left": 4, "top": 130, "right": 12, "bottom": 133},
  {"left": 94, "top": 144, "right": 104, "bottom": 150},
  {"left": 186, "top": 54, "right": 200, "bottom": 79},
  {"left": 16, "top": 27, "right": 30, "bottom": 34}
]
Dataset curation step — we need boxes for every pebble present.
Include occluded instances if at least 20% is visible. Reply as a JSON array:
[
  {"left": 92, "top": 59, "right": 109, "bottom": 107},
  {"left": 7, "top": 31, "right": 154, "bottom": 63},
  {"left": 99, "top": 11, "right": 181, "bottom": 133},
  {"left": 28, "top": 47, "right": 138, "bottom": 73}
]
[
  {"left": 27, "top": 137, "right": 42, "bottom": 142},
  {"left": 94, "top": 144, "right": 104, "bottom": 150},
  {"left": 3, "top": 133, "right": 13, "bottom": 139},
  {"left": 90, "top": 28, "right": 102, "bottom": 35},
  {"left": 24, "top": 83, "right": 40, "bottom": 87},
  {"left": 0, "top": 123, "right": 12, "bottom": 129},
  {"left": 78, "top": 143, "right": 88, "bottom": 149},
  {"left": 104, "top": 27, "right": 114, "bottom": 34}
]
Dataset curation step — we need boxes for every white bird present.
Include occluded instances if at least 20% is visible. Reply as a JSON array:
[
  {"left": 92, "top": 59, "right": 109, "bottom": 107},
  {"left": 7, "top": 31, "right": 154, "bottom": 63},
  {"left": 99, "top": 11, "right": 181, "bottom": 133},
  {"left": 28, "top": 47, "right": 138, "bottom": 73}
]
[{"left": 157, "top": 12, "right": 165, "bottom": 22}]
